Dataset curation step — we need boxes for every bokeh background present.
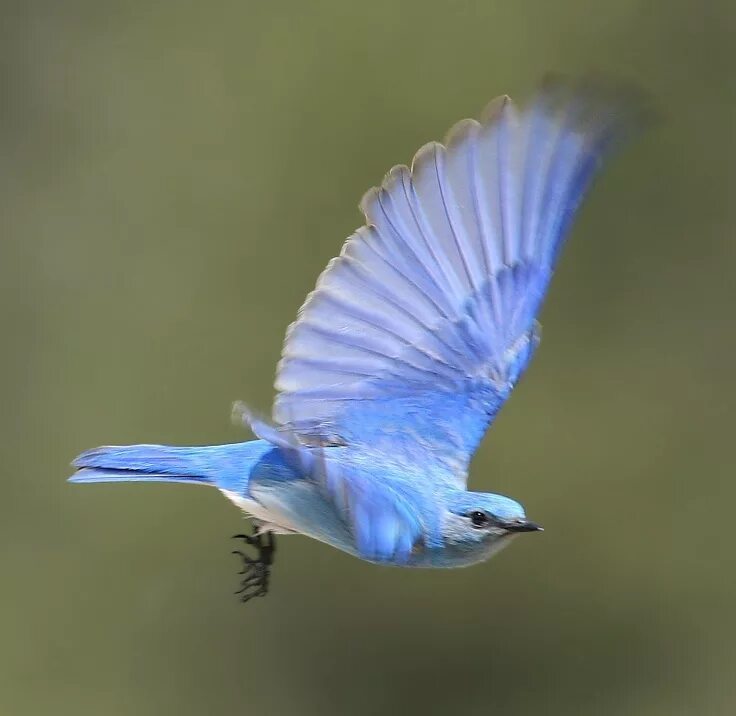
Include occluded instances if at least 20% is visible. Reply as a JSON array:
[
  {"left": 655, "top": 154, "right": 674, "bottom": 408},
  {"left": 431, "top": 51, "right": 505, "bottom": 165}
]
[{"left": 3, "top": 1, "right": 735, "bottom": 714}]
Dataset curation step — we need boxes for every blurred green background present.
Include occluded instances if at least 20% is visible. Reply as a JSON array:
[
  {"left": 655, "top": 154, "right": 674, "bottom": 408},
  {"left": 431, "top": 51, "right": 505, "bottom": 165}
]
[{"left": 2, "top": 1, "right": 735, "bottom": 714}]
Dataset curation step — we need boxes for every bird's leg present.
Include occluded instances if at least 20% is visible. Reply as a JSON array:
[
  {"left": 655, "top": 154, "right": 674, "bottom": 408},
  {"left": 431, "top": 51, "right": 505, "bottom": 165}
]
[{"left": 231, "top": 525, "right": 277, "bottom": 603}]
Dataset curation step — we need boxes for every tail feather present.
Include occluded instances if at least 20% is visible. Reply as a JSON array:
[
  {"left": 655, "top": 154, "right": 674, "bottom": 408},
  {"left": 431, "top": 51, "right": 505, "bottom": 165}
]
[
  {"left": 69, "top": 440, "right": 273, "bottom": 492},
  {"left": 72, "top": 444, "right": 214, "bottom": 481},
  {"left": 69, "top": 440, "right": 274, "bottom": 494},
  {"left": 69, "top": 467, "right": 211, "bottom": 485}
]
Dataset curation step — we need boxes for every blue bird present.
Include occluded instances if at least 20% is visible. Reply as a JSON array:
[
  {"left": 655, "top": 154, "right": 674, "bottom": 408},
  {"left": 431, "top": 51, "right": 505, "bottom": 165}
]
[{"left": 70, "top": 78, "right": 648, "bottom": 601}]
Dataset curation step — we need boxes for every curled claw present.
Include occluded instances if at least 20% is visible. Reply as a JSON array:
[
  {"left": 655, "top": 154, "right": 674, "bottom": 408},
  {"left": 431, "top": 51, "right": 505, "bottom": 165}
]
[
  {"left": 234, "top": 569, "right": 268, "bottom": 599},
  {"left": 236, "top": 587, "right": 267, "bottom": 601},
  {"left": 231, "top": 550, "right": 257, "bottom": 574},
  {"left": 236, "top": 574, "right": 263, "bottom": 591},
  {"left": 234, "top": 581, "right": 258, "bottom": 595},
  {"left": 230, "top": 526, "right": 276, "bottom": 603}
]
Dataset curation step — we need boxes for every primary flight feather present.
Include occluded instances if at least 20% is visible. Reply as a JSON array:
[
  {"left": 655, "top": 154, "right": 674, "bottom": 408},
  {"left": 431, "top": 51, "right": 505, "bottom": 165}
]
[{"left": 70, "top": 77, "right": 649, "bottom": 601}]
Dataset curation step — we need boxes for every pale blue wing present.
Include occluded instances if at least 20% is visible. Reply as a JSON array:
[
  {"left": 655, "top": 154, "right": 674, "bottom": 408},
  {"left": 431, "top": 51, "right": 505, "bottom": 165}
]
[{"left": 273, "top": 78, "right": 649, "bottom": 485}]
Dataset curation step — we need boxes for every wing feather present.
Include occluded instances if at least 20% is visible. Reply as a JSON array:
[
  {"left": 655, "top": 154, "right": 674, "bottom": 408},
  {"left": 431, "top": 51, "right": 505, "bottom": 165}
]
[{"left": 271, "top": 77, "right": 650, "bottom": 484}]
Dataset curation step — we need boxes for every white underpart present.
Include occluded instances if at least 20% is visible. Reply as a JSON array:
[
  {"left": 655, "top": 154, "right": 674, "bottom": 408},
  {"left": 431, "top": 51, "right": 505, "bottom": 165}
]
[{"left": 221, "top": 489, "right": 298, "bottom": 535}]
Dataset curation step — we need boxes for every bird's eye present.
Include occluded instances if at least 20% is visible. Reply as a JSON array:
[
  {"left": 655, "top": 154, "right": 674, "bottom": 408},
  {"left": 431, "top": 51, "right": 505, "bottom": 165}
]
[{"left": 469, "top": 510, "right": 489, "bottom": 528}]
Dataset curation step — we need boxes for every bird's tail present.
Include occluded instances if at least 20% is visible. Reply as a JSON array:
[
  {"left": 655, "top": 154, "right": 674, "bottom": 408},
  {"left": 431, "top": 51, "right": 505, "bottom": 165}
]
[
  {"left": 70, "top": 444, "right": 216, "bottom": 485},
  {"left": 69, "top": 442, "right": 260, "bottom": 489}
]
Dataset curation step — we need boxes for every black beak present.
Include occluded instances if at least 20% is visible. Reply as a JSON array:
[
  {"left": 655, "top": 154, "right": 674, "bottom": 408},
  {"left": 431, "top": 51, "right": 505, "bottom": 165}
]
[{"left": 505, "top": 520, "right": 543, "bottom": 533}]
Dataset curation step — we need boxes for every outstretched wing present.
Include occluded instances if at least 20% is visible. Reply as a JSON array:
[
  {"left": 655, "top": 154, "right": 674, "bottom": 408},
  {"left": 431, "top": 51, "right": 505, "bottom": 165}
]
[{"left": 273, "top": 78, "right": 649, "bottom": 485}]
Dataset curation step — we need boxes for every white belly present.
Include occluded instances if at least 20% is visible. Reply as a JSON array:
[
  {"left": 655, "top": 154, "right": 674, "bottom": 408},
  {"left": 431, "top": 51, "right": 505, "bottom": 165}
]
[{"left": 220, "top": 489, "right": 298, "bottom": 534}]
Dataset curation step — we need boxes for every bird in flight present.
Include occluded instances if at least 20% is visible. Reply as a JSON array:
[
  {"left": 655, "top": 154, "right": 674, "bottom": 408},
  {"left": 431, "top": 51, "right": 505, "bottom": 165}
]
[{"left": 70, "top": 77, "right": 649, "bottom": 602}]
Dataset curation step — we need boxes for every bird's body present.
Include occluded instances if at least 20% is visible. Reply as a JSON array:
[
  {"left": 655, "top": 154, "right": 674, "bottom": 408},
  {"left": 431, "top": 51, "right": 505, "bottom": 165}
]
[
  {"left": 74, "top": 438, "right": 523, "bottom": 568},
  {"left": 70, "top": 78, "right": 648, "bottom": 594}
]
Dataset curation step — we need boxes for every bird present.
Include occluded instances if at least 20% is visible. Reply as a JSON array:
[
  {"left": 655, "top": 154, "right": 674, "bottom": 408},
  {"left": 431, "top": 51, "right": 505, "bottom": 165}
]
[{"left": 70, "top": 77, "right": 650, "bottom": 602}]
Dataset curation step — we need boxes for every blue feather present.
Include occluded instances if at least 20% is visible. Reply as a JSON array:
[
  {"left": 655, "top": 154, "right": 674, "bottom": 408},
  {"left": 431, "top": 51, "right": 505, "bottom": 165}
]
[{"left": 70, "top": 77, "right": 649, "bottom": 571}]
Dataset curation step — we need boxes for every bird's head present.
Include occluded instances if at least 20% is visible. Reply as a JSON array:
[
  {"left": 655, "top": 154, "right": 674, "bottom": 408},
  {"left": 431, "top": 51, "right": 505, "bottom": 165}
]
[{"left": 442, "top": 491, "right": 543, "bottom": 549}]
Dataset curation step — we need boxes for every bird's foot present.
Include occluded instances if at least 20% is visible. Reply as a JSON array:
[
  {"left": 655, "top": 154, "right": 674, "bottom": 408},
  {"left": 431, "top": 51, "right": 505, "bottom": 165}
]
[{"left": 231, "top": 528, "right": 276, "bottom": 603}]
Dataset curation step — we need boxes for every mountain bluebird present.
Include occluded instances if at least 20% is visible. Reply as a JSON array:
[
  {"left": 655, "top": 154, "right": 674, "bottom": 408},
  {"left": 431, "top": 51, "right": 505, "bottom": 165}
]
[{"left": 70, "top": 77, "right": 649, "bottom": 602}]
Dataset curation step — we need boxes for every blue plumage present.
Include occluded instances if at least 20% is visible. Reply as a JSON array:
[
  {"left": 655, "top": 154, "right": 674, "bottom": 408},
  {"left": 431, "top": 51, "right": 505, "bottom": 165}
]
[{"left": 70, "top": 78, "right": 648, "bottom": 591}]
